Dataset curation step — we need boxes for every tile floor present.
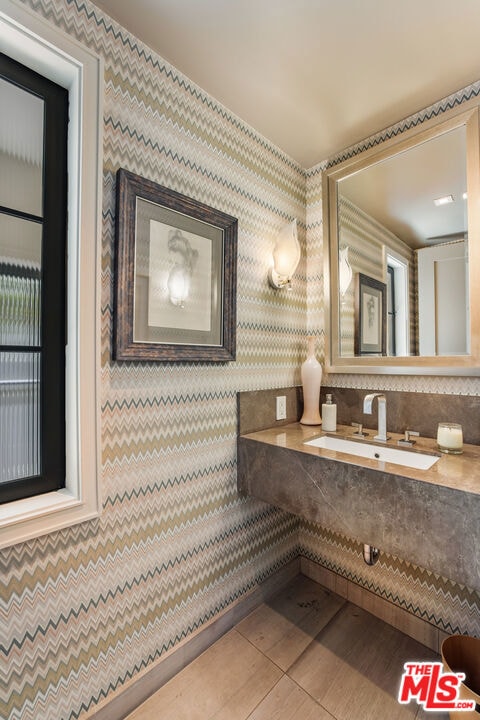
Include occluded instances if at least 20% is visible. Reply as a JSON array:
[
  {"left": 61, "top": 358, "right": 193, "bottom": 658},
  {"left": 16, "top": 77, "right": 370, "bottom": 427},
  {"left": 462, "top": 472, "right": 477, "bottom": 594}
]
[{"left": 126, "top": 575, "right": 449, "bottom": 720}]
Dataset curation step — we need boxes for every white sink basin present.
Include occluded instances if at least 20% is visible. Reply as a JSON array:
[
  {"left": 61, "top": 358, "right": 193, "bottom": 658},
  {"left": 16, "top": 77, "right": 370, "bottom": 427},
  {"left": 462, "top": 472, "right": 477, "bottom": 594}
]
[{"left": 304, "top": 435, "right": 440, "bottom": 470}]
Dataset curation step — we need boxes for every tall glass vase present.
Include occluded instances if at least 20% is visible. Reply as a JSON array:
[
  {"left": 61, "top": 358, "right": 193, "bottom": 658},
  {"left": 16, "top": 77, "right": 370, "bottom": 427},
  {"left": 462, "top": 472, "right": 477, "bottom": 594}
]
[{"left": 300, "top": 336, "right": 322, "bottom": 425}]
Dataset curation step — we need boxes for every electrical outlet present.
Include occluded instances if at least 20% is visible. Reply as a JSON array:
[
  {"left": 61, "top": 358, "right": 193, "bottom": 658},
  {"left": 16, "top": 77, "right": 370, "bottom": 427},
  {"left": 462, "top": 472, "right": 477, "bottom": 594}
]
[{"left": 276, "top": 395, "right": 287, "bottom": 421}]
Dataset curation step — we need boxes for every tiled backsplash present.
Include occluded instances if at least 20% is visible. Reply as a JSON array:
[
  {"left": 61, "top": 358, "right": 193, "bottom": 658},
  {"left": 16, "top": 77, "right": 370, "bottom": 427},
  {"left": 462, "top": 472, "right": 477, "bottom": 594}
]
[
  {"left": 238, "top": 385, "right": 480, "bottom": 444},
  {"left": 237, "top": 386, "right": 302, "bottom": 435}
]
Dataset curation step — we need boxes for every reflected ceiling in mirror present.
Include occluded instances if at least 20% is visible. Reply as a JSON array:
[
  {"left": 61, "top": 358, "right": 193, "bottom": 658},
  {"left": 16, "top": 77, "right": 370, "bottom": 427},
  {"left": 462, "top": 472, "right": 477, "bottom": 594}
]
[
  {"left": 324, "top": 102, "right": 480, "bottom": 375},
  {"left": 339, "top": 126, "right": 467, "bottom": 250}
]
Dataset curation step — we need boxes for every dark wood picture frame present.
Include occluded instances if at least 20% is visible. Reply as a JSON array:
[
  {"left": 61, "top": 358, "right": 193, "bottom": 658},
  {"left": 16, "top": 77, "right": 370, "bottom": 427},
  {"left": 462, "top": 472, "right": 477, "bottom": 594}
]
[
  {"left": 354, "top": 272, "right": 387, "bottom": 356},
  {"left": 113, "top": 169, "right": 237, "bottom": 362}
]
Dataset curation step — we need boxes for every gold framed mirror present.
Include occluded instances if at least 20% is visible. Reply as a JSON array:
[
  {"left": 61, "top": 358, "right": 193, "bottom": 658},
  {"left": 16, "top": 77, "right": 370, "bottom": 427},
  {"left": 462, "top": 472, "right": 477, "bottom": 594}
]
[{"left": 323, "top": 101, "right": 480, "bottom": 375}]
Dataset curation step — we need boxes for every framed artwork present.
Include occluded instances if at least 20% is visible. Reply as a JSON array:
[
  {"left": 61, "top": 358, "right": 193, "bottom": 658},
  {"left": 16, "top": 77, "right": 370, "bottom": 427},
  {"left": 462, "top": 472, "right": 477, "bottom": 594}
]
[
  {"left": 113, "top": 169, "right": 237, "bottom": 362},
  {"left": 354, "top": 272, "right": 387, "bottom": 355}
]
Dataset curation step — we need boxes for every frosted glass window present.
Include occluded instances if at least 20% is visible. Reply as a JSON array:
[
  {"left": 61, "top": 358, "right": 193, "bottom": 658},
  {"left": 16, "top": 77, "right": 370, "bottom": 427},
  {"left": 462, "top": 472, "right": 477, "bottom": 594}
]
[
  {"left": 0, "top": 261, "right": 41, "bottom": 347},
  {"left": 0, "top": 351, "right": 40, "bottom": 483},
  {"left": 0, "top": 52, "right": 67, "bottom": 504},
  {"left": 0, "top": 77, "right": 44, "bottom": 217},
  {"left": 0, "top": 74, "right": 43, "bottom": 487},
  {"left": 0, "top": 256, "right": 42, "bottom": 485}
]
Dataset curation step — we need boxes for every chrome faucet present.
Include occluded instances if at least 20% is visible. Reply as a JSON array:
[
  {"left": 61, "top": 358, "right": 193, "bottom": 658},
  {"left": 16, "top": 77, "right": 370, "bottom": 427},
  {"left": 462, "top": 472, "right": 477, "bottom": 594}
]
[{"left": 363, "top": 393, "right": 390, "bottom": 442}]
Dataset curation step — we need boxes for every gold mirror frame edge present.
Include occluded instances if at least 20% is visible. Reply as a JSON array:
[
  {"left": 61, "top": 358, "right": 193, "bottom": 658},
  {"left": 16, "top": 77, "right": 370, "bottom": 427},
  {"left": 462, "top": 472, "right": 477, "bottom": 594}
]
[{"left": 323, "top": 100, "right": 480, "bottom": 376}]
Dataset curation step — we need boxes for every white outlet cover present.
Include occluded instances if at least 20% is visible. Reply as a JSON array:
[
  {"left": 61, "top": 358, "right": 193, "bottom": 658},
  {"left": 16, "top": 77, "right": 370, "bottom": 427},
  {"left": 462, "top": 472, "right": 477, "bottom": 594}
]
[{"left": 276, "top": 395, "right": 287, "bottom": 420}]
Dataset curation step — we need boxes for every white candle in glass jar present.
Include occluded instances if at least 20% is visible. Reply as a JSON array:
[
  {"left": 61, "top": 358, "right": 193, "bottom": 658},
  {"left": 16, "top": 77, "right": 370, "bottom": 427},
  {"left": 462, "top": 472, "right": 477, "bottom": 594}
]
[{"left": 437, "top": 423, "right": 463, "bottom": 452}]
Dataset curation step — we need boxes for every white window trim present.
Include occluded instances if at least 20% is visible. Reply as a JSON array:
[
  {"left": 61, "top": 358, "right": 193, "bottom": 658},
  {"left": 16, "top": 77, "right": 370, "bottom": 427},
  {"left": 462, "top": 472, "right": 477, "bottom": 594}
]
[
  {"left": 0, "top": 0, "right": 102, "bottom": 548},
  {"left": 386, "top": 251, "right": 410, "bottom": 358}
]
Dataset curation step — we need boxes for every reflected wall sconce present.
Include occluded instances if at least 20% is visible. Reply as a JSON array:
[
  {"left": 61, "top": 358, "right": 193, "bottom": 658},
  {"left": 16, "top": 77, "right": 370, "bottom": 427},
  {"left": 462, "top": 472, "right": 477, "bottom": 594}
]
[
  {"left": 167, "top": 228, "right": 198, "bottom": 307},
  {"left": 268, "top": 219, "right": 301, "bottom": 289},
  {"left": 167, "top": 264, "right": 190, "bottom": 307},
  {"left": 339, "top": 245, "right": 352, "bottom": 298}
]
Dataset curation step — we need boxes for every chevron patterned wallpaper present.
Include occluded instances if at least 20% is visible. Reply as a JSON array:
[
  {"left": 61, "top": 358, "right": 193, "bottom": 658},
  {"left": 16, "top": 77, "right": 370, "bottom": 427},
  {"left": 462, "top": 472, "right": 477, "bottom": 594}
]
[
  {"left": 1, "top": 1, "right": 305, "bottom": 718},
  {"left": 1, "top": 1, "right": 480, "bottom": 719}
]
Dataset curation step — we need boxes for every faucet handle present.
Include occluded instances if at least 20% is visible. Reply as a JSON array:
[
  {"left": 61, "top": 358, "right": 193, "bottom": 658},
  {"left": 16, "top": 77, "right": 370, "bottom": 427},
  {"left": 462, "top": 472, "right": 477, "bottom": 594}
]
[
  {"left": 352, "top": 422, "right": 368, "bottom": 438},
  {"left": 397, "top": 429, "right": 419, "bottom": 447}
]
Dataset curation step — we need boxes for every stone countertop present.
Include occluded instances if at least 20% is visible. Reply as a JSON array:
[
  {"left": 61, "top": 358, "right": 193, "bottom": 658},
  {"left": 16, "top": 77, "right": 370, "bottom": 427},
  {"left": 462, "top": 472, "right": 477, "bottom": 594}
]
[
  {"left": 240, "top": 422, "right": 480, "bottom": 496},
  {"left": 238, "top": 423, "right": 480, "bottom": 589}
]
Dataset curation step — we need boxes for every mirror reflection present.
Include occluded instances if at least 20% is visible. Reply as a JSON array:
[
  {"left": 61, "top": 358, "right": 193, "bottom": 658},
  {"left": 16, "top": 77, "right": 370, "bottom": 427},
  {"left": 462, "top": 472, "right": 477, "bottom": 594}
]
[
  {"left": 337, "top": 125, "right": 468, "bottom": 358},
  {"left": 325, "top": 104, "right": 480, "bottom": 375}
]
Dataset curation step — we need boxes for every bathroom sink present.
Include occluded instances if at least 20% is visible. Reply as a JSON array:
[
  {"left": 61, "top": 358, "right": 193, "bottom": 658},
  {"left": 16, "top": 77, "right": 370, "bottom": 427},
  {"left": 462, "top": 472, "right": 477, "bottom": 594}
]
[{"left": 304, "top": 435, "right": 440, "bottom": 470}]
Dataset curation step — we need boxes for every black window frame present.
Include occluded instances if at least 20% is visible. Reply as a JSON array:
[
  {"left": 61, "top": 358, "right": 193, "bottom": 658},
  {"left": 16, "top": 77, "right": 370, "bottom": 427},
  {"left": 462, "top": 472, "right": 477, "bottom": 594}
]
[
  {"left": 387, "top": 264, "right": 397, "bottom": 357},
  {"left": 0, "top": 52, "right": 68, "bottom": 504}
]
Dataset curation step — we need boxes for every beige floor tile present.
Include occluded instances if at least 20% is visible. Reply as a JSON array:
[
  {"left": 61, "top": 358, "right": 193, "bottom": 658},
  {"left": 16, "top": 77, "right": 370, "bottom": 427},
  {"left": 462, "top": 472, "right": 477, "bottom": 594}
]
[
  {"left": 125, "top": 576, "right": 447, "bottom": 720},
  {"left": 127, "top": 629, "right": 282, "bottom": 720},
  {"left": 289, "top": 603, "right": 439, "bottom": 720},
  {"left": 236, "top": 575, "right": 346, "bottom": 670},
  {"left": 416, "top": 707, "right": 449, "bottom": 719},
  {"left": 246, "top": 675, "right": 334, "bottom": 720}
]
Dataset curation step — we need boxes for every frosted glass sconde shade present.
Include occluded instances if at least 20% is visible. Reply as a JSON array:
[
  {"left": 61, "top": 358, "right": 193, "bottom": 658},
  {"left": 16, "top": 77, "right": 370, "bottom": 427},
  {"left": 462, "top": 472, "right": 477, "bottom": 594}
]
[
  {"left": 339, "top": 245, "right": 352, "bottom": 297},
  {"left": 268, "top": 219, "right": 300, "bottom": 289}
]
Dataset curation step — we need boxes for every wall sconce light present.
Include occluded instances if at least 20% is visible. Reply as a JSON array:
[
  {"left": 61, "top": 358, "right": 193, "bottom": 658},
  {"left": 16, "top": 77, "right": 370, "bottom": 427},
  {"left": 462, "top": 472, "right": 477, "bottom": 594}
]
[
  {"left": 339, "top": 245, "right": 352, "bottom": 298},
  {"left": 268, "top": 219, "right": 301, "bottom": 289}
]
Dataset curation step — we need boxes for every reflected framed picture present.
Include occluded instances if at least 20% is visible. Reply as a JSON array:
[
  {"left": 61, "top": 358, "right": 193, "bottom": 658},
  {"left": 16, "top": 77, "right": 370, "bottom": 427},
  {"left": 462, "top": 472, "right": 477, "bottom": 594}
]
[
  {"left": 354, "top": 273, "right": 387, "bottom": 355},
  {"left": 113, "top": 169, "right": 237, "bottom": 361}
]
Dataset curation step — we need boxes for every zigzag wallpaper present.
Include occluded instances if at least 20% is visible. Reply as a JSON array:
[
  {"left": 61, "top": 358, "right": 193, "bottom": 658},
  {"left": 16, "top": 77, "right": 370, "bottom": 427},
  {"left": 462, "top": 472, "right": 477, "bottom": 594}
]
[
  {"left": 1, "top": 1, "right": 305, "bottom": 718},
  {"left": 1, "top": 1, "right": 480, "bottom": 719}
]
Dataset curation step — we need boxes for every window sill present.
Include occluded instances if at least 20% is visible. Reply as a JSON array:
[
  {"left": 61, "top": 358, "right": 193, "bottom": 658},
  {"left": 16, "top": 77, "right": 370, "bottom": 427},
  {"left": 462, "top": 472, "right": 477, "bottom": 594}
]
[{"left": 0, "top": 488, "right": 99, "bottom": 549}]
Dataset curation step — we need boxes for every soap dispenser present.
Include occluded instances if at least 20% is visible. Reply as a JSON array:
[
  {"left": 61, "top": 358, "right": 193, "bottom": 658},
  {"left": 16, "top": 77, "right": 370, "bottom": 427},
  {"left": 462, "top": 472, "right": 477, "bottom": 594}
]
[{"left": 322, "top": 394, "right": 337, "bottom": 432}]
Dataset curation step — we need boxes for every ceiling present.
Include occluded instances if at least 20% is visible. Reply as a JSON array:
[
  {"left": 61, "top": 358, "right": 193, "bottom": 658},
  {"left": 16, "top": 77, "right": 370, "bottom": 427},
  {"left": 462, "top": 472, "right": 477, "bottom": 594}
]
[{"left": 91, "top": 0, "right": 480, "bottom": 168}]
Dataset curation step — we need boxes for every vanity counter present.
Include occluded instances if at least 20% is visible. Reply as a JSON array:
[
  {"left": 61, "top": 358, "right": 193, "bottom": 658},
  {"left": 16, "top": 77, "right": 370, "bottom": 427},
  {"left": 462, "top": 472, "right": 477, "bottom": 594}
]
[
  {"left": 238, "top": 423, "right": 480, "bottom": 591},
  {"left": 240, "top": 422, "right": 480, "bottom": 495}
]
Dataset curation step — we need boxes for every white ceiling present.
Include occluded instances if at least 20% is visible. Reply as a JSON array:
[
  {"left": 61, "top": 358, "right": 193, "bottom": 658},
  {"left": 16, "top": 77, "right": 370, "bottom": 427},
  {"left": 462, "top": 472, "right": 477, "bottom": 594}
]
[{"left": 91, "top": 0, "right": 480, "bottom": 168}]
